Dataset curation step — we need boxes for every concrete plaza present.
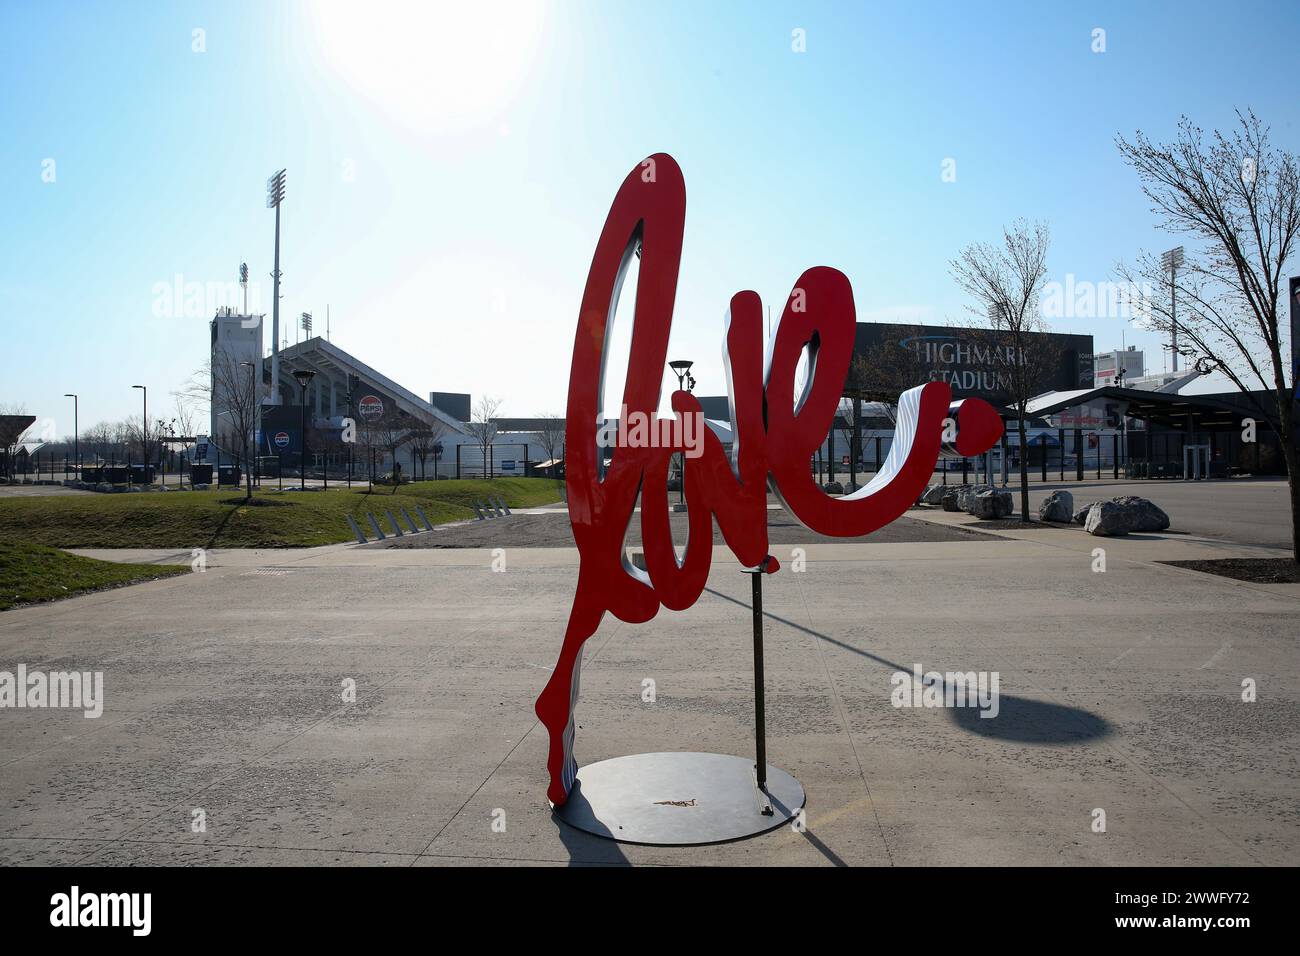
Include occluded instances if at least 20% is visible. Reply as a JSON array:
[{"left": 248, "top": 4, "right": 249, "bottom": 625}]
[{"left": 1, "top": 497, "right": 1297, "bottom": 865}]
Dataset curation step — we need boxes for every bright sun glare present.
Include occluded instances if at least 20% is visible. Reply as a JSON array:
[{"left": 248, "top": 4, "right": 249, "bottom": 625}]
[{"left": 309, "top": 0, "right": 547, "bottom": 134}]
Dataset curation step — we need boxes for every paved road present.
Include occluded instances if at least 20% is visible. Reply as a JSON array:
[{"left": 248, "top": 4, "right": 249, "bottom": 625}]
[
  {"left": 375, "top": 511, "right": 1003, "bottom": 549},
  {"left": 922, "top": 477, "right": 1291, "bottom": 549},
  {"left": 377, "top": 479, "right": 1292, "bottom": 550},
  {"left": 4, "top": 527, "right": 1297, "bottom": 866}
]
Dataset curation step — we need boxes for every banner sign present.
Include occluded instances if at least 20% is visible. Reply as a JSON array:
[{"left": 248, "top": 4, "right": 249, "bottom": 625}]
[{"left": 853, "top": 323, "right": 1094, "bottom": 406}]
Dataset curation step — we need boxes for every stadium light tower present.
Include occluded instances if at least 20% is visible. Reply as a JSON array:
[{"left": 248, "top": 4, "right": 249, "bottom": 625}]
[
  {"left": 1161, "top": 246, "right": 1184, "bottom": 372},
  {"left": 267, "top": 169, "right": 287, "bottom": 404},
  {"left": 301, "top": 312, "right": 312, "bottom": 339}
]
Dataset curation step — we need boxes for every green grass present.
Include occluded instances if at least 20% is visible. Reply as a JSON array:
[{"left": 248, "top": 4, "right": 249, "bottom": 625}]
[
  {"left": 0, "top": 477, "right": 564, "bottom": 549},
  {"left": 0, "top": 540, "right": 189, "bottom": 611}
]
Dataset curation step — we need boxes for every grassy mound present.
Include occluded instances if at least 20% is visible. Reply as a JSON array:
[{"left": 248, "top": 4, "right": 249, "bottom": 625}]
[
  {"left": 0, "top": 477, "right": 564, "bottom": 549},
  {"left": 0, "top": 541, "right": 188, "bottom": 611}
]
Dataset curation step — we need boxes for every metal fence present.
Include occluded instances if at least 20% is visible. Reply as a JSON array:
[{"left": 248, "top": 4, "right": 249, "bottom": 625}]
[
  {"left": 454, "top": 443, "right": 533, "bottom": 479},
  {"left": 805, "top": 429, "right": 1199, "bottom": 488}
]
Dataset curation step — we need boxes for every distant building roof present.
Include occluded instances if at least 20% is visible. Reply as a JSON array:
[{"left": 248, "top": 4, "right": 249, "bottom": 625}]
[
  {"left": 493, "top": 418, "right": 562, "bottom": 432},
  {"left": 0, "top": 414, "right": 36, "bottom": 446},
  {"left": 1025, "top": 383, "right": 1276, "bottom": 432},
  {"left": 270, "top": 337, "right": 467, "bottom": 434}
]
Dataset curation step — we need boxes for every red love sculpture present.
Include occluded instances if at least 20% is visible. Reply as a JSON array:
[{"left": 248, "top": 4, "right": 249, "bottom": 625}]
[{"left": 535, "top": 154, "right": 1003, "bottom": 806}]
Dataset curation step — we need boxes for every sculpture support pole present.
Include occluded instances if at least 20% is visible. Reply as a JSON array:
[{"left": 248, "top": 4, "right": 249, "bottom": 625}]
[{"left": 751, "top": 568, "right": 767, "bottom": 791}]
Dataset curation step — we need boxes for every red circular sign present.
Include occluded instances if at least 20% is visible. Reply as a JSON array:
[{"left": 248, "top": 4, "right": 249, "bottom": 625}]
[
  {"left": 358, "top": 395, "right": 384, "bottom": 420},
  {"left": 273, "top": 431, "right": 290, "bottom": 447}
]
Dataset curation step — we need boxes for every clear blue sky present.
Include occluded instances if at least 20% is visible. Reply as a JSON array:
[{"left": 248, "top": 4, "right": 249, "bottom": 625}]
[{"left": 2, "top": 0, "right": 1297, "bottom": 434}]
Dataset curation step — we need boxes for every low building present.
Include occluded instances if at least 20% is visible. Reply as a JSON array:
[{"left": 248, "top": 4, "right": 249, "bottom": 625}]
[
  {"left": 1092, "top": 347, "right": 1145, "bottom": 386},
  {"left": 210, "top": 310, "right": 478, "bottom": 478}
]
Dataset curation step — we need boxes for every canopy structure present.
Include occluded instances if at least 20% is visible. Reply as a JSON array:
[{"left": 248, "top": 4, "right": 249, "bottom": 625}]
[
  {"left": 1022, "top": 384, "right": 1274, "bottom": 433},
  {"left": 0, "top": 414, "right": 36, "bottom": 448}
]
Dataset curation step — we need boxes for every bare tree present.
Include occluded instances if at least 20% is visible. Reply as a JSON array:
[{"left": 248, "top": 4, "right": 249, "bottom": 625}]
[
  {"left": 950, "top": 220, "right": 1058, "bottom": 520},
  {"left": 171, "top": 390, "right": 202, "bottom": 441},
  {"left": 208, "top": 352, "right": 263, "bottom": 498},
  {"left": 408, "top": 418, "right": 447, "bottom": 481},
  {"left": 164, "top": 392, "right": 201, "bottom": 475},
  {"left": 109, "top": 420, "right": 133, "bottom": 462},
  {"left": 82, "top": 421, "right": 112, "bottom": 464},
  {"left": 1116, "top": 110, "right": 1299, "bottom": 561},
  {"left": 361, "top": 407, "right": 414, "bottom": 491},
  {"left": 466, "top": 395, "right": 502, "bottom": 478},
  {"left": 121, "top": 418, "right": 145, "bottom": 463},
  {"left": 356, "top": 418, "right": 380, "bottom": 486},
  {"left": 848, "top": 326, "right": 942, "bottom": 404},
  {"left": 534, "top": 414, "right": 565, "bottom": 474}
]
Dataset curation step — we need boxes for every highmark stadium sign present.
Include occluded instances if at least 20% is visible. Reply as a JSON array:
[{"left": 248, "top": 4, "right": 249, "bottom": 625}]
[
  {"left": 899, "top": 334, "right": 1021, "bottom": 393},
  {"left": 852, "top": 322, "right": 1095, "bottom": 406}
]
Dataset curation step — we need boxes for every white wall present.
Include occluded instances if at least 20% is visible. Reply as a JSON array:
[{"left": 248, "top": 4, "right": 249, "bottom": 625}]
[{"left": 209, "top": 312, "right": 263, "bottom": 449}]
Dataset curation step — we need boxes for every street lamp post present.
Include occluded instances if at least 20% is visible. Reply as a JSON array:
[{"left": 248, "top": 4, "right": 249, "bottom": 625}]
[
  {"left": 293, "top": 368, "right": 316, "bottom": 490},
  {"left": 132, "top": 384, "right": 147, "bottom": 480},
  {"left": 668, "top": 360, "right": 695, "bottom": 511},
  {"left": 1113, "top": 367, "right": 1128, "bottom": 478},
  {"left": 63, "top": 393, "right": 78, "bottom": 477}
]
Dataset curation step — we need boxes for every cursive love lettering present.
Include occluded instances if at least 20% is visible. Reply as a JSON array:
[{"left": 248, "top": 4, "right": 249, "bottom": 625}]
[{"left": 535, "top": 154, "right": 1002, "bottom": 806}]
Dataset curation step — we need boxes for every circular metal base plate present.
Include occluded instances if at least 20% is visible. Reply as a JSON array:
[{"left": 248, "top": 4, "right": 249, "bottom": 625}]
[{"left": 552, "top": 751, "right": 805, "bottom": 845}]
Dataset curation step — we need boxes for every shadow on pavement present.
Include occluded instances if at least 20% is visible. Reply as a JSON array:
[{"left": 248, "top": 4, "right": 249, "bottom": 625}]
[
  {"left": 703, "top": 586, "right": 1111, "bottom": 746},
  {"left": 551, "top": 806, "right": 631, "bottom": 867},
  {"left": 949, "top": 693, "right": 1110, "bottom": 744}
]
